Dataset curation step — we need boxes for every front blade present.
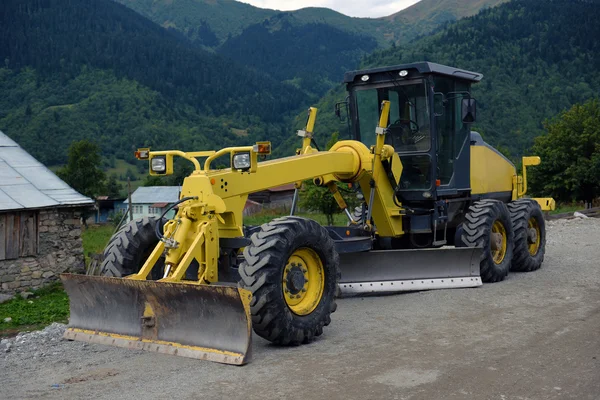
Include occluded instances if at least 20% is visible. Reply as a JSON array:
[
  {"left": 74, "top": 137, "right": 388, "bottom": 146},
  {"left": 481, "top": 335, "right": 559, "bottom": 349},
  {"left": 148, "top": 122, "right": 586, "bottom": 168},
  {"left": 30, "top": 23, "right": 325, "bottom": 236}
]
[
  {"left": 339, "top": 247, "right": 482, "bottom": 296},
  {"left": 60, "top": 274, "right": 252, "bottom": 365}
]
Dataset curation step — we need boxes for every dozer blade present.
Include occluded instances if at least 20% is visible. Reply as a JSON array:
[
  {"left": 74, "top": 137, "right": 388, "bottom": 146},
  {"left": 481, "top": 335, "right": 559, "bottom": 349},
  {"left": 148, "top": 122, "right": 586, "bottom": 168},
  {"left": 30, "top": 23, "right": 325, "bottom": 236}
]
[
  {"left": 338, "top": 247, "right": 482, "bottom": 296},
  {"left": 60, "top": 274, "right": 252, "bottom": 365}
]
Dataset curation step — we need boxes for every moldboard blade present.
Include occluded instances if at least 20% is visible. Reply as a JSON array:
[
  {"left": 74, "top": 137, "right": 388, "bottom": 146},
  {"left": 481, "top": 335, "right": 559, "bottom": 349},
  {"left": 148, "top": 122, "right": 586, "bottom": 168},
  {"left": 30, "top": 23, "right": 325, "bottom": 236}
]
[
  {"left": 338, "top": 247, "right": 482, "bottom": 296},
  {"left": 60, "top": 274, "right": 252, "bottom": 365}
]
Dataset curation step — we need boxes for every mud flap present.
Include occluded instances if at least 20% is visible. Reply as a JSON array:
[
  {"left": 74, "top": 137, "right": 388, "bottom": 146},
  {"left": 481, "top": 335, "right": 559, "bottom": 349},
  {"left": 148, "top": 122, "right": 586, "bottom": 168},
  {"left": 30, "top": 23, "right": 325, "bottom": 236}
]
[
  {"left": 60, "top": 274, "right": 252, "bottom": 365},
  {"left": 338, "top": 247, "right": 483, "bottom": 296}
]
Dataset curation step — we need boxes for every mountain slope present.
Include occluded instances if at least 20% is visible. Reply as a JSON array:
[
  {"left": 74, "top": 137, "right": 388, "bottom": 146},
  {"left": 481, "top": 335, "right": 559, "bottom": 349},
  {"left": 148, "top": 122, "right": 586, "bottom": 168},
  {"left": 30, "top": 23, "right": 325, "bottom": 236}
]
[
  {"left": 115, "top": 0, "right": 507, "bottom": 47},
  {"left": 383, "top": 0, "right": 510, "bottom": 43},
  {"left": 114, "top": 0, "right": 277, "bottom": 44},
  {"left": 303, "top": 0, "right": 600, "bottom": 157},
  {"left": 0, "top": 0, "right": 308, "bottom": 165},
  {"left": 218, "top": 14, "right": 378, "bottom": 97}
]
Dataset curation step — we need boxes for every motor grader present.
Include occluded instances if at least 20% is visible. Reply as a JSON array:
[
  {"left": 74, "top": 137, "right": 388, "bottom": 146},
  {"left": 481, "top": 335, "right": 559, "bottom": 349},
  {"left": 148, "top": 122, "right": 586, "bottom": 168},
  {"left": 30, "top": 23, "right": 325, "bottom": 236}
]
[{"left": 61, "top": 62, "right": 555, "bottom": 365}]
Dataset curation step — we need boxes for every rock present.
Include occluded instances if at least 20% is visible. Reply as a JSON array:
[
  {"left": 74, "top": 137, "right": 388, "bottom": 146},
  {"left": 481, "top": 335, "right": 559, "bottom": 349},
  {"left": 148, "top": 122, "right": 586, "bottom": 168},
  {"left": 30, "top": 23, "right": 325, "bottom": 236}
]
[
  {"left": 20, "top": 291, "right": 34, "bottom": 300},
  {"left": 4, "top": 343, "right": 11, "bottom": 353},
  {"left": 573, "top": 212, "right": 589, "bottom": 219},
  {"left": 8, "top": 281, "right": 21, "bottom": 289},
  {"left": 0, "top": 293, "right": 15, "bottom": 304},
  {"left": 31, "top": 271, "right": 43, "bottom": 279},
  {"left": 42, "top": 271, "right": 55, "bottom": 278},
  {"left": 4, "top": 317, "right": 12, "bottom": 323}
]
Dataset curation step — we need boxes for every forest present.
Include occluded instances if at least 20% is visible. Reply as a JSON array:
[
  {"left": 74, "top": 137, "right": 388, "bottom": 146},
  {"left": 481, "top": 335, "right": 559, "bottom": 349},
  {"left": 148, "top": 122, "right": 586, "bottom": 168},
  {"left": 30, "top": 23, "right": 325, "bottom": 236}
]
[
  {"left": 1, "top": 0, "right": 599, "bottom": 191},
  {"left": 305, "top": 0, "right": 600, "bottom": 158},
  {"left": 0, "top": 0, "right": 309, "bottom": 165}
]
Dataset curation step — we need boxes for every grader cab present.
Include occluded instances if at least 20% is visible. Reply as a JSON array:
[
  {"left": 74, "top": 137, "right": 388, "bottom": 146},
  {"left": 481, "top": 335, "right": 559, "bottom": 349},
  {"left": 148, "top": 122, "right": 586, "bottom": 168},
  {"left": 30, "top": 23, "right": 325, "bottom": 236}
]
[{"left": 61, "top": 62, "right": 555, "bottom": 365}]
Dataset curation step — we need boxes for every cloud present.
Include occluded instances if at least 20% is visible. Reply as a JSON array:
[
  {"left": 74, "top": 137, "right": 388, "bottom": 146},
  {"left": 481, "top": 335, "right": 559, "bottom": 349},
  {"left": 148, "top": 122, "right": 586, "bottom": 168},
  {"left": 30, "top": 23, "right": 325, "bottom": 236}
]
[{"left": 238, "top": 0, "right": 421, "bottom": 18}]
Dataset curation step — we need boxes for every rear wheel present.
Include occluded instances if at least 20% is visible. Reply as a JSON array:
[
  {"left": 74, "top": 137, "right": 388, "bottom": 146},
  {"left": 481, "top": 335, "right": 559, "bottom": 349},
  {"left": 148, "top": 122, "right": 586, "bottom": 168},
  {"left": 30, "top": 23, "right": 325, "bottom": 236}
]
[
  {"left": 99, "top": 217, "right": 165, "bottom": 279},
  {"left": 461, "top": 200, "right": 514, "bottom": 283},
  {"left": 239, "top": 217, "right": 340, "bottom": 345},
  {"left": 508, "top": 199, "right": 546, "bottom": 272}
]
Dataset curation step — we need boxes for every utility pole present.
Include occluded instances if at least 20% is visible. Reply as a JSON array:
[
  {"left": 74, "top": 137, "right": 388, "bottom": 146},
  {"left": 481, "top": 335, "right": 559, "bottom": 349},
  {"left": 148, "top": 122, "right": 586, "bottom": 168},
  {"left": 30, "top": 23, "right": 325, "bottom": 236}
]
[{"left": 127, "top": 177, "right": 133, "bottom": 222}]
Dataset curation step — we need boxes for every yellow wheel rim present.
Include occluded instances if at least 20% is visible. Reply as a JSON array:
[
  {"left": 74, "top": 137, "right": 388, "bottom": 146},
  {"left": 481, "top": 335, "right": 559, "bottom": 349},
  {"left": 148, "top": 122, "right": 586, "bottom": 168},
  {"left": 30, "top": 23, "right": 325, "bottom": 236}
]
[
  {"left": 528, "top": 217, "right": 541, "bottom": 256},
  {"left": 282, "top": 248, "right": 325, "bottom": 316},
  {"left": 491, "top": 220, "right": 507, "bottom": 265}
]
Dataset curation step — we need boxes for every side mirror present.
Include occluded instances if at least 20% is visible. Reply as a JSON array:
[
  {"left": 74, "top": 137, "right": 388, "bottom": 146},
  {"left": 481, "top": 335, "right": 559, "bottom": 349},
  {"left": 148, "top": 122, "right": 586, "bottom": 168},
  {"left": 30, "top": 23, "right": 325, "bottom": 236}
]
[
  {"left": 334, "top": 101, "right": 348, "bottom": 123},
  {"left": 433, "top": 92, "right": 445, "bottom": 117},
  {"left": 461, "top": 98, "right": 477, "bottom": 123}
]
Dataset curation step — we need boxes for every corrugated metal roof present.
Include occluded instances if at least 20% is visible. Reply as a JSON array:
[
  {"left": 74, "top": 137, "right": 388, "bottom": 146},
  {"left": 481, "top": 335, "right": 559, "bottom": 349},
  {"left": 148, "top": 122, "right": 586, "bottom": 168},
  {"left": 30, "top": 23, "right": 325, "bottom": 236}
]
[
  {"left": 128, "top": 186, "right": 181, "bottom": 205},
  {"left": 0, "top": 131, "right": 94, "bottom": 211}
]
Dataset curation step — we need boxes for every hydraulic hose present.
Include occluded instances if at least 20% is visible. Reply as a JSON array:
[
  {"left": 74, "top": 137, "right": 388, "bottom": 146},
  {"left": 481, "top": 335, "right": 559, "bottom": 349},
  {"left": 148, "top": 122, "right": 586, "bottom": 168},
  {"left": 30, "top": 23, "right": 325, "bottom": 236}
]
[{"left": 154, "top": 196, "right": 198, "bottom": 240}]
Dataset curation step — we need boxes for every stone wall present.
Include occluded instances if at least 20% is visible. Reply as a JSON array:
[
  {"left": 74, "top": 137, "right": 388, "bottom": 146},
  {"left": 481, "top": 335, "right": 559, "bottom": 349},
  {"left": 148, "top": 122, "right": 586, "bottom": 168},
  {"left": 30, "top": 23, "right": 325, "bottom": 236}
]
[{"left": 0, "top": 207, "right": 87, "bottom": 293}]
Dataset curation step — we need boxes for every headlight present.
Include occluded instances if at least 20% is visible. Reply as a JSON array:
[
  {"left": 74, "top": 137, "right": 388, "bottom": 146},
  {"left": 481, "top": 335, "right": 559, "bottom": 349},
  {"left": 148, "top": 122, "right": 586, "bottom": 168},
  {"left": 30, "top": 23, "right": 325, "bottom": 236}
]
[
  {"left": 151, "top": 156, "right": 166, "bottom": 173},
  {"left": 233, "top": 152, "right": 251, "bottom": 170}
]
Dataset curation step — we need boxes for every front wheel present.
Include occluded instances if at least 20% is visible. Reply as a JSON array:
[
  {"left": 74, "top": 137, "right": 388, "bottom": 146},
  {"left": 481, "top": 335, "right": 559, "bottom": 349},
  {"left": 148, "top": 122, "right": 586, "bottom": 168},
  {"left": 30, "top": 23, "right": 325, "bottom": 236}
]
[
  {"left": 238, "top": 217, "right": 340, "bottom": 345},
  {"left": 99, "top": 217, "right": 165, "bottom": 279}
]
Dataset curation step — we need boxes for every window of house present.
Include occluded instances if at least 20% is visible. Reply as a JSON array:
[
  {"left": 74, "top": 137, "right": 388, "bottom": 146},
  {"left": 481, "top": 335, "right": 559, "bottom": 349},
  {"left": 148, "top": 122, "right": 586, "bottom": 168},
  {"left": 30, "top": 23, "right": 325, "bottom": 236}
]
[
  {"left": 132, "top": 205, "right": 143, "bottom": 214},
  {"left": 0, "top": 211, "right": 38, "bottom": 261}
]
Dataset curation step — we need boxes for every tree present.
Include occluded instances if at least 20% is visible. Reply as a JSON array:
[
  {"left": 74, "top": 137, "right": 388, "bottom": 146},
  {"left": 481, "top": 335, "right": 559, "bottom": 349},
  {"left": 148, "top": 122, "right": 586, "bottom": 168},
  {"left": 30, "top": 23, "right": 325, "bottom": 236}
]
[
  {"left": 105, "top": 174, "right": 123, "bottom": 198},
  {"left": 529, "top": 99, "right": 600, "bottom": 205},
  {"left": 57, "top": 140, "right": 106, "bottom": 198},
  {"left": 299, "top": 132, "right": 358, "bottom": 225}
]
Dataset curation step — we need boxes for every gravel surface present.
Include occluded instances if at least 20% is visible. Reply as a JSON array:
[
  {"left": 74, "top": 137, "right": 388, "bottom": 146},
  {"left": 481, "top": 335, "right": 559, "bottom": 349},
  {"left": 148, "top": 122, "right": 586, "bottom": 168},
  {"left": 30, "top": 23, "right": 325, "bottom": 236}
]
[{"left": 1, "top": 217, "right": 599, "bottom": 399}]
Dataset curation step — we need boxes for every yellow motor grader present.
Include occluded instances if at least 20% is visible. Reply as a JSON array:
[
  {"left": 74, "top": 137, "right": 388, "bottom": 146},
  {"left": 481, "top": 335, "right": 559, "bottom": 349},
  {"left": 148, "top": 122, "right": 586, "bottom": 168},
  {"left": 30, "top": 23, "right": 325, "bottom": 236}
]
[{"left": 61, "top": 62, "right": 554, "bottom": 365}]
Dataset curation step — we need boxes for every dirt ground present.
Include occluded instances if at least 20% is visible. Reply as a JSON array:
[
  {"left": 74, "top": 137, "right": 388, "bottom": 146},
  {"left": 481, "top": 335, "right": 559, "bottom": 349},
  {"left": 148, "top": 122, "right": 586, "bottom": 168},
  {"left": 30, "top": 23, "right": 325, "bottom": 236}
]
[{"left": 1, "top": 218, "right": 599, "bottom": 400}]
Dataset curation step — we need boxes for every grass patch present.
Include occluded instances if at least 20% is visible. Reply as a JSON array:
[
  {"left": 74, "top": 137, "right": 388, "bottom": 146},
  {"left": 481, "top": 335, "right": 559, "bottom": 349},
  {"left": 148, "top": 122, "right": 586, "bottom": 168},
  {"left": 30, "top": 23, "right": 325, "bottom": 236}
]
[
  {"left": 549, "top": 203, "right": 584, "bottom": 215},
  {"left": 106, "top": 159, "right": 146, "bottom": 194},
  {"left": 82, "top": 224, "right": 115, "bottom": 255},
  {"left": 0, "top": 283, "right": 69, "bottom": 337}
]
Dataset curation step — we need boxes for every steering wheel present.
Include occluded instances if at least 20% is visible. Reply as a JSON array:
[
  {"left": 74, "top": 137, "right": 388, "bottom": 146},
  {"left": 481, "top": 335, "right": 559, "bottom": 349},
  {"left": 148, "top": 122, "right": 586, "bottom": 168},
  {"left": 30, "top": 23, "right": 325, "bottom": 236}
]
[{"left": 391, "top": 119, "right": 419, "bottom": 134}]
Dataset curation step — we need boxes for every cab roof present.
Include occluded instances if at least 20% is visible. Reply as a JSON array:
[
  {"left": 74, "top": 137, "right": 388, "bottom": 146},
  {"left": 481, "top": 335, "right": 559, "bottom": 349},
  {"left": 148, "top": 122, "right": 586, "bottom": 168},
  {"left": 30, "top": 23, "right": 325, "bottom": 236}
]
[{"left": 343, "top": 62, "right": 483, "bottom": 84}]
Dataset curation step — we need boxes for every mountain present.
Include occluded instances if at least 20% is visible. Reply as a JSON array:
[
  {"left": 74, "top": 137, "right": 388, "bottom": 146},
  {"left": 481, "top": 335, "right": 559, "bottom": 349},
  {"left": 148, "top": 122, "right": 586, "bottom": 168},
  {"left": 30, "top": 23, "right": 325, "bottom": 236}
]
[
  {"left": 218, "top": 14, "right": 378, "bottom": 97},
  {"left": 113, "top": 0, "right": 508, "bottom": 100},
  {"left": 0, "top": 0, "right": 309, "bottom": 165},
  {"left": 114, "top": 0, "right": 277, "bottom": 46},
  {"left": 115, "top": 0, "right": 507, "bottom": 46},
  {"left": 383, "top": 0, "right": 510, "bottom": 43},
  {"left": 303, "top": 0, "right": 600, "bottom": 157}
]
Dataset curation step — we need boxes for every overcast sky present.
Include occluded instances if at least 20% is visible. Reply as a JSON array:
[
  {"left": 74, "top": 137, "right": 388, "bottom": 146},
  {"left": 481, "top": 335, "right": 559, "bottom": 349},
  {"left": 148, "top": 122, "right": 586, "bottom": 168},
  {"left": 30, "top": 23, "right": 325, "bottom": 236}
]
[{"left": 238, "top": 1, "right": 422, "bottom": 18}]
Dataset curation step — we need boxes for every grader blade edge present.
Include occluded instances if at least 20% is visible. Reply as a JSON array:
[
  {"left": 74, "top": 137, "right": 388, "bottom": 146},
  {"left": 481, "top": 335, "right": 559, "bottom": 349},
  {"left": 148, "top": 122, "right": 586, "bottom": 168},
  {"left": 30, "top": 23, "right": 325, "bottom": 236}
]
[
  {"left": 60, "top": 274, "right": 252, "bottom": 365},
  {"left": 338, "top": 247, "right": 483, "bottom": 296}
]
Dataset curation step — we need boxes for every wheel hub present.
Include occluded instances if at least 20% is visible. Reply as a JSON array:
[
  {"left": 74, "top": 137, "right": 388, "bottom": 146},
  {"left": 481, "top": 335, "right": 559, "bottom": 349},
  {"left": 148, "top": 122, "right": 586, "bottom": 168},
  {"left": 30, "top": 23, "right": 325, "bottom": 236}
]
[
  {"left": 282, "top": 248, "right": 325, "bottom": 316},
  {"left": 286, "top": 264, "right": 306, "bottom": 295},
  {"left": 491, "top": 232, "right": 503, "bottom": 251},
  {"left": 527, "top": 228, "right": 538, "bottom": 244}
]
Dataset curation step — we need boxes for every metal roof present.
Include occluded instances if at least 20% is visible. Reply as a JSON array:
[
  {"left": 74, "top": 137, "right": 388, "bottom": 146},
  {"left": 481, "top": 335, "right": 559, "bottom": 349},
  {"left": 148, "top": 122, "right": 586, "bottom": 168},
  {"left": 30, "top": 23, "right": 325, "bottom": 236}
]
[
  {"left": 128, "top": 186, "right": 181, "bottom": 205},
  {"left": 344, "top": 62, "right": 483, "bottom": 84},
  {"left": 0, "top": 131, "right": 94, "bottom": 211}
]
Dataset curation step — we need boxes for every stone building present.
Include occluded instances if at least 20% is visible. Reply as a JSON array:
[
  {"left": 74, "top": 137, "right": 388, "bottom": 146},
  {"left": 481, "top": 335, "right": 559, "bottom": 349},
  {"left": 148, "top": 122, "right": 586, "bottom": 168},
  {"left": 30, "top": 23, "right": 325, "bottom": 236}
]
[{"left": 0, "top": 131, "right": 94, "bottom": 293}]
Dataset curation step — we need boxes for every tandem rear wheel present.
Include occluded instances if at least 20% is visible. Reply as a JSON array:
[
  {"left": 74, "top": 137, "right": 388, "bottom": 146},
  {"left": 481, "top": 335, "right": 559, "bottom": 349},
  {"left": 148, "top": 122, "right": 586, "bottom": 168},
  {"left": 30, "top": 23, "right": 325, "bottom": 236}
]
[{"left": 460, "top": 199, "right": 547, "bottom": 283}]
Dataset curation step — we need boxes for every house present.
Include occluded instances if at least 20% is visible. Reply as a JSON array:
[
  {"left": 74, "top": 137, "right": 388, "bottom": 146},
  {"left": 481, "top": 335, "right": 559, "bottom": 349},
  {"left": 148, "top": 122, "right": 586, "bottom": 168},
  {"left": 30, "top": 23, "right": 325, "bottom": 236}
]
[
  {"left": 248, "top": 183, "right": 296, "bottom": 209},
  {"left": 94, "top": 196, "right": 128, "bottom": 224},
  {"left": 0, "top": 131, "right": 94, "bottom": 293},
  {"left": 126, "top": 186, "right": 181, "bottom": 220}
]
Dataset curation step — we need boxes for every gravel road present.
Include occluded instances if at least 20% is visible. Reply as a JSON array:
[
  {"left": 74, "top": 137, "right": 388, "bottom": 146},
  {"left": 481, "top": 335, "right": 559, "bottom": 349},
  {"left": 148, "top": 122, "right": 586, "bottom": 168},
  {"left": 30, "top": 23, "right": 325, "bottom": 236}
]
[{"left": 1, "top": 217, "right": 599, "bottom": 400}]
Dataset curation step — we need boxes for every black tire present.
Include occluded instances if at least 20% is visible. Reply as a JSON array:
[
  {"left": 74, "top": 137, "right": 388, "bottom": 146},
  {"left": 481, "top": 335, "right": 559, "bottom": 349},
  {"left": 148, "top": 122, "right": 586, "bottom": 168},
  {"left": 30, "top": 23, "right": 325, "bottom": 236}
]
[
  {"left": 508, "top": 199, "right": 546, "bottom": 272},
  {"left": 238, "top": 216, "right": 340, "bottom": 345},
  {"left": 461, "top": 200, "right": 514, "bottom": 283},
  {"left": 99, "top": 217, "right": 165, "bottom": 279}
]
